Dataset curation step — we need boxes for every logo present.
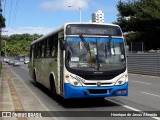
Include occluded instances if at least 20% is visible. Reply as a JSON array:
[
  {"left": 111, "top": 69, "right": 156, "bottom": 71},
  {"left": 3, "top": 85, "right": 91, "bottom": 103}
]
[
  {"left": 97, "top": 82, "right": 101, "bottom": 86},
  {"left": 2, "top": 112, "right": 11, "bottom": 117}
]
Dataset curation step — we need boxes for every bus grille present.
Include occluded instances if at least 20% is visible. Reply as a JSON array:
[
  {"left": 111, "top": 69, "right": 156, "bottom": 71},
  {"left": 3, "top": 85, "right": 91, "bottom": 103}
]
[
  {"left": 84, "top": 83, "right": 112, "bottom": 85},
  {"left": 79, "top": 74, "right": 116, "bottom": 80}
]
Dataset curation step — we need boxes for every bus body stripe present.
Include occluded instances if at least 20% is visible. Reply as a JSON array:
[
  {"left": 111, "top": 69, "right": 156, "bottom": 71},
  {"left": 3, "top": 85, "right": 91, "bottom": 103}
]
[{"left": 67, "top": 37, "right": 123, "bottom": 43}]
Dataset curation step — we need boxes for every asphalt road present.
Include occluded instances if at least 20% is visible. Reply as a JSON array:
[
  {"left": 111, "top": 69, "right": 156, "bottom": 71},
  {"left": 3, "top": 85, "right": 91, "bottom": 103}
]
[{"left": 8, "top": 63, "right": 160, "bottom": 120}]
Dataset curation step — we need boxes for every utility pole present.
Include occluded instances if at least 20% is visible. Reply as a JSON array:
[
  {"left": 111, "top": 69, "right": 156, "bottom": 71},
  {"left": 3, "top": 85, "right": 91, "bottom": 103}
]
[{"left": 0, "top": 0, "right": 2, "bottom": 56}]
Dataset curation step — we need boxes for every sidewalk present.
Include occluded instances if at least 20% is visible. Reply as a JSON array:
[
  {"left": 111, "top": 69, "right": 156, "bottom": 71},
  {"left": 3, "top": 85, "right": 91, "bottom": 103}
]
[
  {"left": 0, "top": 62, "right": 18, "bottom": 120},
  {"left": 0, "top": 62, "right": 54, "bottom": 120},
  {"left": 0, "top": 62, "right": 16, "bottom": 111}
]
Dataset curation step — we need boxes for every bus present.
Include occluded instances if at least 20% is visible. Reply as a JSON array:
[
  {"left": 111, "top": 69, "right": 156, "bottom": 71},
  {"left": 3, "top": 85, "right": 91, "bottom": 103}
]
[{"left": 28, "top": 22, "right": 128, "bottom": 99}]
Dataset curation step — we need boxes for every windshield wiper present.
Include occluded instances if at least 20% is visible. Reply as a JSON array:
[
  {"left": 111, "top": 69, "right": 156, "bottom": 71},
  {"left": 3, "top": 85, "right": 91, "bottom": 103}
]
[
  {"left": 79, "top": 35, "right": 102, "bottom": 71},
  {"left": 79, "top": 35, "right": 91, "bottom": 56},
  {"left": 108, "top": 35, "right": 112, "bottom": 56},
  {"left": 95, "top": 38, "right": 100, "bottom": 71}
]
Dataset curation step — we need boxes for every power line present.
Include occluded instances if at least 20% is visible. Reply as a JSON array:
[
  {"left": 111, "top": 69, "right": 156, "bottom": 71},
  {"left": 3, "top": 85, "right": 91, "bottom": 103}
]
[
  {"left": 3, "top": 0, "right": 6, "bottom": 16},
  {"left": 7, "top": 0, "right": 13, "bottom": 27},
  {"left": 11, "top": 0, "right": 20, "bottom": 29}
]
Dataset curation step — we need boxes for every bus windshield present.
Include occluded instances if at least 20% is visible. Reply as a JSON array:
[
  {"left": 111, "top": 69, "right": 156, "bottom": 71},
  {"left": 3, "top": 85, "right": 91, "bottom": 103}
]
[{"left": 65, "top": 36, "right": 126, "bottom": 72}]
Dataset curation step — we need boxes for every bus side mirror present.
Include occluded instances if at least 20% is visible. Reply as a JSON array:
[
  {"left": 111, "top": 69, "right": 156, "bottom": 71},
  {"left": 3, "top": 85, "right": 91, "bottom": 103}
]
[{"left": 60, "top": 39, "right": 66, "bottom": 50}]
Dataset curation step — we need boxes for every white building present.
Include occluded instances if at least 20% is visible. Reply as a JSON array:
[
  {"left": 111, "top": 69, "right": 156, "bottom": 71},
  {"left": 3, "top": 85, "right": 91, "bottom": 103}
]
[{"left": 92, "top": 10, "right": 104, "bottom": 23}]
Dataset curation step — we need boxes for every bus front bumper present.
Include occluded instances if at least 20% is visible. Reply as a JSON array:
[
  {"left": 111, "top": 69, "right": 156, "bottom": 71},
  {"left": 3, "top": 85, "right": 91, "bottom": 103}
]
[{"left": 64, "top": 82, "right": 128, "bottom": 99}]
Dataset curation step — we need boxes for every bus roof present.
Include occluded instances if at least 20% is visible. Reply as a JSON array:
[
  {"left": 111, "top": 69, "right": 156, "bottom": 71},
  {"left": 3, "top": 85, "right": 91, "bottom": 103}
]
[
  {"left": 31, "top": 22, "right": 121, "bottom": 45},
  {"left": 64, "top": 22, "right": 120, "bottom": 27},
  {"left": 31, "top": 25, "right": 64, "bottom": 45}
]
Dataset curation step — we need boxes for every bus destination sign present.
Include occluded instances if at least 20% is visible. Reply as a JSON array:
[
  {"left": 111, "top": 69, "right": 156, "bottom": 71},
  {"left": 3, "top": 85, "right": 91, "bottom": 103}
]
[{"left": 66, "top": 24, "right": 122, "bottom": 36}]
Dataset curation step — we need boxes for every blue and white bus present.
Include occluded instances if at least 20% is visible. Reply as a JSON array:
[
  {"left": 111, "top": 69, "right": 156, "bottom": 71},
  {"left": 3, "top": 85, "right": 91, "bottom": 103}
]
[{"left": 29, "top": 22, "right": 128, "bottom": 99}]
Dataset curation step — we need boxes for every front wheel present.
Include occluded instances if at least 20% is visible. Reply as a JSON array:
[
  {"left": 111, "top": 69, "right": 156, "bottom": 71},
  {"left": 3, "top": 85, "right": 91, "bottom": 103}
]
[{"left": 50, "top": 79, "right": 58, "bottom": 99}]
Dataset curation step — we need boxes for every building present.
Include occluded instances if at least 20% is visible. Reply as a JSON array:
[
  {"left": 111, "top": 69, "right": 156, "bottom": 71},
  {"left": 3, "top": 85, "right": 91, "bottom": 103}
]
[{"left": 92, "top": 10, "right": 104, "bottom": 23}]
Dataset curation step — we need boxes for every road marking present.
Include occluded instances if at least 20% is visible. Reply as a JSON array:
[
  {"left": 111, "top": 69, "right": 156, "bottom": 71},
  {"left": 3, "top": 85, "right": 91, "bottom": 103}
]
[
  {"left": 21, "top": 66, "right": 29, "bottom": 70},
  {"left": 105, "top": 98, "right": 160, "bottom": 120},
  {"left": 129, "top": 73, "right": 160, "bottom": 79},
  {"left": 141, "top": 91, "right": 160, "bottom": 98},
  {"left": 131, "top": 80, "right": 151, "bottom": 85}
]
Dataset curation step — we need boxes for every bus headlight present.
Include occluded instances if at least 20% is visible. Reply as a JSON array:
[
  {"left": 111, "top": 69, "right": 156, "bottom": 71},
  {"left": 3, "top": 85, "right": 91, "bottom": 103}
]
[
  {"left": 65, "top": 75, "right": 83, "bottom": 86},
  {"left": 115, "top": 74, "right": 128, "bottom": 86},
  {"left": 70, "top": 79, "right": 82, "bottom": 86}
]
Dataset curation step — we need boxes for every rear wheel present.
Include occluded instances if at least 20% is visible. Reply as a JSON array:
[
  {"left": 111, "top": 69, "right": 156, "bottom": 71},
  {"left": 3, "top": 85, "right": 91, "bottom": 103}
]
[{"left": 33, "top": 71, "right": 37, "bottom": 86}]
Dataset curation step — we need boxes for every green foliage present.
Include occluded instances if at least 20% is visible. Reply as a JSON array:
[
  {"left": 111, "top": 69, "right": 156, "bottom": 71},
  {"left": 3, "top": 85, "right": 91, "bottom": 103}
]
[
  {"left": 2, "top": 34, "right": 42, "bottom": 56},
  {"left": 117, "top": 0, "right": 136, "bottom": 17},
  {"left": 0, "top": 15, "right": 6, "bottom": 28},
  {"left": 115, "top": 0, "right": 160, "bottom": 50}
]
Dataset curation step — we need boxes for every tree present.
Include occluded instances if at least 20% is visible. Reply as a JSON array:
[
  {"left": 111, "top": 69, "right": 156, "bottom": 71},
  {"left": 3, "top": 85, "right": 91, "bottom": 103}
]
[
  {"left": 0, "top": 15, "right": 5, "bottom": 28},
  {"left": 115, "top": 0, "right": 160, "bottom": 51},
  {"left": 2, "top": 34, "right": 42, "bottom": 56},
  {"left": 0, "top": 10, "right": 6, "bottom": 56}
]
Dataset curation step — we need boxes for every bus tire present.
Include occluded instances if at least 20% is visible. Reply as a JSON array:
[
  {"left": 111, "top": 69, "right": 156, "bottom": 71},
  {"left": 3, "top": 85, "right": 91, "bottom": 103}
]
[
  {"left": 50, "top": 76, "right": 58, "bottom": 99},
  {"left": 33, "top": 71, "right": 37, "bottom": 86}
]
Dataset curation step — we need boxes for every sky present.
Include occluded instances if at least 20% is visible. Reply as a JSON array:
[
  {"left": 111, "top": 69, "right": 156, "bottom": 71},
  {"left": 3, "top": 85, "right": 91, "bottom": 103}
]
[{"left": 2, "top": 0, "right": 125, "bottom": 36}]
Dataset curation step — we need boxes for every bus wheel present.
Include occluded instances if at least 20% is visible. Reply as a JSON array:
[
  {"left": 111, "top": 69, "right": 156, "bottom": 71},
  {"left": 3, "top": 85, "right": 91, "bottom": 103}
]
[
  {"left": 50, "top": 77, "right": 58, "bottom": 99},
  {"left": 33, "top": 71, "right": 37, "bottom": 86}
]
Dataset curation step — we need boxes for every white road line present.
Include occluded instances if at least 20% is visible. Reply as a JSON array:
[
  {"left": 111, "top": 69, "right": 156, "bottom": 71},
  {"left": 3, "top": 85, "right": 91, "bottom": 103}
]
[
  {"left": 131, "top": 80, "right": 151, "bottom": 85},
  {"left": 21, "top": 66, "right": 29, "bottom": 70},
  {"left": 141, "top": 91, "right": 160, "bottom": 98},
  {"left": 105, "top": 98, "right": 160, "bottom": 120},
  {"left": 129, "top": 73, "right": 160, "bottom": 79}
]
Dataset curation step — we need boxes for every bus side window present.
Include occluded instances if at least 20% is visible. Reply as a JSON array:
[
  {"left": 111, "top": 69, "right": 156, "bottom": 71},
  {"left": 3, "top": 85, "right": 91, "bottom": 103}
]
[
  {"left": 35, "top": 44, "right": 38, "bottom": 58},
  {"left": 30, "top": 46, "right": 32, "bottom": 59},
  {"left": 51, "top": 46, "right": 57, "bottom": 58},
  {"left": 46, "top": 39, "right": 50, "bottom": 57},
  {"left": 37, "top": 43, "right": 40, "bottom": 58},
  {"left": 44, "top": 40, "right": 47, "bottom": 57},
  {"left": 51, "top": 46, "right": 55, "bottom": 57},
  {"left": 39, "top": 42, "right": 42, "bottom": 58},
  {"left": 50, "top": 35, "right": 58, "bottom": 58},
  {"left": 46, "top": 47, "right": 50, "bottom": 57},
  {"left": 42, "top": 44, "right": 45, "bottom": 57}
]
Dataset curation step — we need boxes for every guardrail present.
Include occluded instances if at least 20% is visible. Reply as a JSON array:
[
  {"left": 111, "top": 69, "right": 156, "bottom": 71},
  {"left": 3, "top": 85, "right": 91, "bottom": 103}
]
[{"left": 127, "top": 53, "right": 160, "bottom": 76}]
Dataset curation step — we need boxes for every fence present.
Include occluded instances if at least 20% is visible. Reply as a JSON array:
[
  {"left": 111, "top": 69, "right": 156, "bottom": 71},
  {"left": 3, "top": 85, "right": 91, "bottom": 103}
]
[{"left": 127, "top": 53, "right": 160, "bottom": 76}]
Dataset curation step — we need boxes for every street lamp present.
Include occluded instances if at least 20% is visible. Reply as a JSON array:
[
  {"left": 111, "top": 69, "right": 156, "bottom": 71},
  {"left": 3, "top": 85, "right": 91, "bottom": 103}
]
[{"left": 68, "top": 5, "right": 82, "bottom": 22}]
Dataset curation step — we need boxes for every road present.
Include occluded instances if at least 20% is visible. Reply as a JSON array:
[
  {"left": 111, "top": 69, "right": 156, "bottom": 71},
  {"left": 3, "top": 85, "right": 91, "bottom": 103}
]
[{"left": 8, "top": 63, "right": 160, "bottom": 120}]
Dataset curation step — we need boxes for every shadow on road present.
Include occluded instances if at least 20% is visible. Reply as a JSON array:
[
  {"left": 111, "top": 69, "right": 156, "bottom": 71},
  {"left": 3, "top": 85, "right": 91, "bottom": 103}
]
[{"left": 30, "top": 80, "right": 120, "bottom": 109}]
